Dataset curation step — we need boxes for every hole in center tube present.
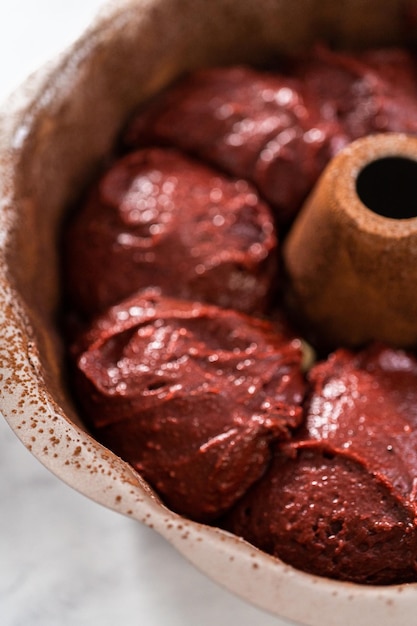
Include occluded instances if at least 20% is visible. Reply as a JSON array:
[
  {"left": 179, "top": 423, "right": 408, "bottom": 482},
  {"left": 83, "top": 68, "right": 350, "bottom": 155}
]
[{"left": 356, "top": 156, "right": 417, "bottom": 219}]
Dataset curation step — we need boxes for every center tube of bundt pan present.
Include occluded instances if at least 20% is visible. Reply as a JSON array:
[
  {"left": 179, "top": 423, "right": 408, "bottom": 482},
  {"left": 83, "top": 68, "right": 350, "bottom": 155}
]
[{"left": 282, "top": 133, "right": 417, "bottom": 350}]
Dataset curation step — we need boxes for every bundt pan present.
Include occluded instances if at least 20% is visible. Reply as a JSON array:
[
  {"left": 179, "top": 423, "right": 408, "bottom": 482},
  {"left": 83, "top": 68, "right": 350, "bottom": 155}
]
[{"left": 1, "top": 1, "right": 417, "bottom": 624}]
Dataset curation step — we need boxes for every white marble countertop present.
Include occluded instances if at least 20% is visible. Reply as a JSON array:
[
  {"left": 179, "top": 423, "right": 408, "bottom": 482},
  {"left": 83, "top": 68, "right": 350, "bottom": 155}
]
[{"left": 0, "top": 3, "right": 291, "bottom": 625}]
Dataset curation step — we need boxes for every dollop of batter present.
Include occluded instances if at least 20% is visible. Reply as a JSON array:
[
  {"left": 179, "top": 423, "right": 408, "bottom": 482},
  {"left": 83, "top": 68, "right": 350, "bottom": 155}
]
[
  {"left": 223, "top": 345, "right": 417, "bottom": 584},
  {"left": 124, "top": 46, "right": 417, "bottom": 224},
  {"left": 71, "top": 288, "right": 305, "bottom": 522},
  {"left": 124, "top": 64, "right": 337, "bottom": 224},
  {"left": 65, "top": 147, "right": 277, "bottom": 318}
]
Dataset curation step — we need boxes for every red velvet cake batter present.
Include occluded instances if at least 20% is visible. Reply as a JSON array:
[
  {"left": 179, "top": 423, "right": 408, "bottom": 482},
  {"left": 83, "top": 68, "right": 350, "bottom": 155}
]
[
  {"left": 71, "top": 288, "right": 305, "bottom": 522},
  {"left": 63, "top": 45, "right": 417, "bottom": 584},
  {"left": 223, "top": 345, "right": 417, "bottom": 583},
  {"left": 65, "top": 147, "right": 277, "bottom": 318},
  {"left": 124, "top": 46, "right": 417, "bottom": 224}
]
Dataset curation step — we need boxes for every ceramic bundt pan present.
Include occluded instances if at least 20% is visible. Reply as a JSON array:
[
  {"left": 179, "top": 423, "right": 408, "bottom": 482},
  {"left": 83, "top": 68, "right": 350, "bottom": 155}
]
[{"left": 1, "top": 1, "right": 417, "bottom": 624}]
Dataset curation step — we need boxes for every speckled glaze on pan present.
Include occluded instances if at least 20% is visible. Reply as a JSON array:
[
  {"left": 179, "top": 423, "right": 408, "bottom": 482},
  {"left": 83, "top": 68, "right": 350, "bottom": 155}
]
[{"left": 1, "top": 1, "right": 417, "bottom": 624}]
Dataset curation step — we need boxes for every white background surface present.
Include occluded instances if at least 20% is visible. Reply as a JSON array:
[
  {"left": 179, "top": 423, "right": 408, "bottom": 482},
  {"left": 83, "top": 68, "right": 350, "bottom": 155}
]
[{"left": 0, "top": 3, "right": 292, "bottom": 626}]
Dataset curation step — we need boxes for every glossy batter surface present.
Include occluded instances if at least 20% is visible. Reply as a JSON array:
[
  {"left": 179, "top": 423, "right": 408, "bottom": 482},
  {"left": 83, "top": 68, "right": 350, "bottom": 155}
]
[
  {"left": 71, "top": 289, "right": 305, "bottom": 522},
  {"left": 65, "top": 148, "right": 277, "bottom": 318},
  {"left": 64, "top": 46, "right": 417, "bottom": 584},
  {"left": 124, "top": 46, "right": 417, "bottom": 224},
  {"left": 223, "top": 346, "right": 417, "bottom": 583}
]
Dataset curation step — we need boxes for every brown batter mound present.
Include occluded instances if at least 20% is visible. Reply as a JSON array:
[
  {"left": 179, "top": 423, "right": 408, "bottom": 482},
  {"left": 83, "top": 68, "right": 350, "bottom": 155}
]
[
  {"left": 65, "top": 147, "right": 277, "bottom": 318},
  {"left": 70, "top": 288, "right": 305, "bottom": 522},
  {"left": 223, "top": 345, "right": 417, "bottom": 584}
]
